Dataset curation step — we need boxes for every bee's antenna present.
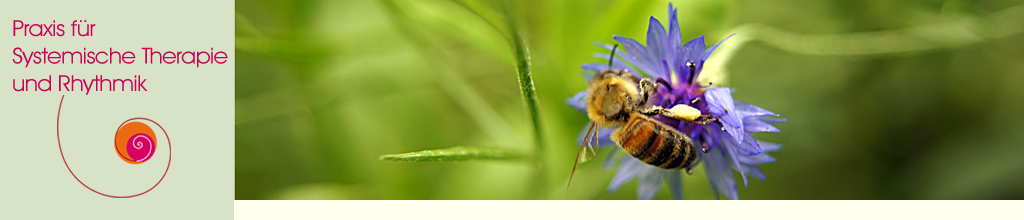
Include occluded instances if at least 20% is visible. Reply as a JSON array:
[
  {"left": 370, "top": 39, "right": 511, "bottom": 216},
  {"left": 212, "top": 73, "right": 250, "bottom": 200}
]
[
  {"left": 607, "top": 44, "right": 619, "bottom": 70},
  {"left": 568, "top": 122, "right": 596, "bottom": 192},
  {"left": 655, "top": 78, "right": 675, "bottom": 91},
  {"left": 686, "top": 61, "right": 697, "bottom": 84}
]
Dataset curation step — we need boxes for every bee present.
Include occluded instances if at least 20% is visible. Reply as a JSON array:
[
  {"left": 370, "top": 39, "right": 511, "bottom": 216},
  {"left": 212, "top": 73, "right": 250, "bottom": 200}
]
[{"left": 568, "top": 45, "right": 718, "bottom": 189}]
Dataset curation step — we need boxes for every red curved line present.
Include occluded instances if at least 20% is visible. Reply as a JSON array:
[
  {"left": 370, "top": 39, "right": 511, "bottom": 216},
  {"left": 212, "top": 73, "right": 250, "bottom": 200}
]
[{"left": 58, "top": 95, "right": 172, "bottom": 198}]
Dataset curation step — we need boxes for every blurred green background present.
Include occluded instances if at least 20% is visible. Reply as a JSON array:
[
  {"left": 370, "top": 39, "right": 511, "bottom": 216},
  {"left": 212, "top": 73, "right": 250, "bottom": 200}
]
[{"left": 235, "top": 0, "right": 1024, "bottom": 199}]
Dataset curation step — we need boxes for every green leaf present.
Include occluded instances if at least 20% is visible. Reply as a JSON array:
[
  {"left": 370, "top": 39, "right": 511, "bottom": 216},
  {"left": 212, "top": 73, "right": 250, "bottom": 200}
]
[{"left": 380, "top": 146, "right": 529, "bottom": 162}]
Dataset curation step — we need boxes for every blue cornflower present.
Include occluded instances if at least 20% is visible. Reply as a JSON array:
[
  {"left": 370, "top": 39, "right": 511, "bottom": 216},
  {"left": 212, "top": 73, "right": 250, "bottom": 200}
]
[{"left": 566, "top": 3, "right": 785, "bottom": 200}]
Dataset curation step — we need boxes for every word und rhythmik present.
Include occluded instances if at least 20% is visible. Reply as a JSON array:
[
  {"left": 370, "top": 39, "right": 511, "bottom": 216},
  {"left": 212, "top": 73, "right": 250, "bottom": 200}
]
[{"left": 12, "top": 75, "right": 147, "bottom": 95}]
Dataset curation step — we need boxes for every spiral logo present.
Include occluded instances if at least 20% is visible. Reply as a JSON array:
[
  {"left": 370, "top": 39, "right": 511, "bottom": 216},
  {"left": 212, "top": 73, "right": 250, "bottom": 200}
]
[
  {"left": 58, "top": 95, "right": 173, "bottom": 198},
  {"left": 116, "top": 121, "right": 158, "bottom": 164}
]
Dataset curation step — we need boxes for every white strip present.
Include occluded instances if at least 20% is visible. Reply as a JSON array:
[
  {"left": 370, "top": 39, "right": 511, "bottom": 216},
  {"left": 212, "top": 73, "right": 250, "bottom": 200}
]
[{"left": 234, "top": 200, "right": 1022, "bottom": 220}]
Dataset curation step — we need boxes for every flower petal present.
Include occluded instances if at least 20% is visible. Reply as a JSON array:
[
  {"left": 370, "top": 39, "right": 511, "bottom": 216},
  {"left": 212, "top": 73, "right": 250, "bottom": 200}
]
[
  {"left": 646, "top": 16, "right": 668, "bottom": 69},
  {"left": 603, "top": 147, "right": 621, "bottom": 170},
  {"left": 759, "top": 142, "right": 782, "bottom": 152},
  {"left": 738, "top": 151, "right": 776, "bottom": 165},
  {"left": 743, "top": 117, "right": 781, "bottom": 133},
  {"left": 581, "top": 63, "right": 605, "bottom": 74},
  {"left": 738, "top": 142, "right": 779, "bottom": 165},
  {"left": 703, "top": 147, "right": 739, "bottom": 200},
  {"left": 594, "top": 42, "right": 616, "bottom": 51},
  {"left": 681, "top": 36, "right": 706, "bottom": 79},
  {"left": 734, "top": 132, "right": 763, "bottom": 156},
  {"left": 683, "top": 36, "right": 707, "bottom": 62},
  {"left": 608, "top": 157, "right": 642, "bottom": 192},
  {"left": 759, "top": 117, "right": 789, "bottom": 124},
  {"left": 741, "top": 165, "right": 766, "bottom": 180},
  {"left": 703, "top": 88, "right": 728, "bottom": 116},
  {"left": 566, "top": 91, "right": 588, "bottom": 113},
  {"left": 704, "top": 87, "right": 744, "bottom": 144},
  {"left": 722, "top": 118, "right": 747, "bottom": 145},
  {"left": 666, "top": 170, "right": 683, "bottom": 200},
  {"left": 716, "top": 123, "right": 763, "bottom": 159},
  {"left": 711, "top": 126, "right": 750, "bottom": 187},
  {"left": 668, "top": 3, "right": 683, "bottom": 80},
  {"left": 636, "top": 167, "right": 664, "bottom": 200},
  {"left": 701, "top": 127, "right": 720, "bottom": 150},
  {"left": 614, "top": 36, "right": 660, "bottom": 78},
  {"left": 735, "top": 101, "right": 778, "bottom": 118},
  {"left": 729, "top": 130, "right": 753, "bottom": 187},
  {"left": 703, "top": 33, "right": 736, "bottom": 63}
]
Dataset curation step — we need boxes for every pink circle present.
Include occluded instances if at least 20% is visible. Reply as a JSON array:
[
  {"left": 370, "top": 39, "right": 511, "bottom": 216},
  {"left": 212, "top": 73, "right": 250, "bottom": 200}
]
[{"left": 126, "top": 133, "right": 155, "bottom": 162}]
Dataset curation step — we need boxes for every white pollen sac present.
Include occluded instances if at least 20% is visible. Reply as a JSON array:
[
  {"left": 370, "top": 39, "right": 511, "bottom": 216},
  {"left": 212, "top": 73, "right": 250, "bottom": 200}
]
[{"left": 667, "top": 104, "right": 702, "bottom": 122}]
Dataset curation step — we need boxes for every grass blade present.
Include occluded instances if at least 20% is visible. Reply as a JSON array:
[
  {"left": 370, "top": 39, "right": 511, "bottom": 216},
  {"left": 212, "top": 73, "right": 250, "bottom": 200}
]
[
  {"left": 380, "top": 146, "right": 529, "bottom": 162},
  {"left": 497, "top": 1, "right": 549, "bottom": 199},
  {"left": 507, "top": 22, "right": 543, "bottom": 159}
]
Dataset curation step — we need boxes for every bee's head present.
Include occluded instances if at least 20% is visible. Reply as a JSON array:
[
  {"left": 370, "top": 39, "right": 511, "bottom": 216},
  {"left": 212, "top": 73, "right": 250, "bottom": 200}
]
[{"left": 587, "top": 69, "right": 638, "bottom": 125}]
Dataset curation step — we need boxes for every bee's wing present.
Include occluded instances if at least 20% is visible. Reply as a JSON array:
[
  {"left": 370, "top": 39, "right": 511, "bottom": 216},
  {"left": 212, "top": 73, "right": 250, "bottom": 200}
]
[
  {"left": 579, "top": 147, "right": 597, "bottom": 163},
  {"left": 578, "top": 127, "right": 601, "bottom": 163},
  {"left": 568, "top": 122, "right": 598, "bottom": 190}
]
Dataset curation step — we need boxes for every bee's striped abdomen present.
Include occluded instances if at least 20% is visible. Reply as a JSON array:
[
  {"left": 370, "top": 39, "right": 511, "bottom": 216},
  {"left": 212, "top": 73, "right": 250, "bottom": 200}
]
[{"left": 612, "top": 114, "right": 697, "bottom": 170}]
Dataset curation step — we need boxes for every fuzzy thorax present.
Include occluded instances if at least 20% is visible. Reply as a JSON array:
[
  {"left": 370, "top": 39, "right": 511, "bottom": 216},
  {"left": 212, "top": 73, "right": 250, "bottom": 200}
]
[{"left": 586, "top": 73, "right": 640, "bottom": 127}]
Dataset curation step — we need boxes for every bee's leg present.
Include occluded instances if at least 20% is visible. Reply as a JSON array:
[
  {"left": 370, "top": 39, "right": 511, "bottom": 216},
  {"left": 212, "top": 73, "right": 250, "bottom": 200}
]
[
  {"left": 643, "top": 104, "right": 726, "bottom": 124},
  {"left": 638, "top": 105, "right": 666, "bottom": 117},
  {"left": 637, "top": 78, "right": 656, "bottom": 106},
  {"left": 642, "top": 105, "right": 699, "bottom": 122},
  {"left": 692, "top": 115, "right": 717, "bottom": 124},
  {"left": 638, "top": 105, "right": 682, "bottom": 118},
  {"left": 691, "top": 108, "right": 728, "bottom": 124}
]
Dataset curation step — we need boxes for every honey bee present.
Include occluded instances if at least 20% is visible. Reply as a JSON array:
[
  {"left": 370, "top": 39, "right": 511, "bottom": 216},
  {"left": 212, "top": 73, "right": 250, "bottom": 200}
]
[{"left": 569, "top": 45, "right": 718, "bottom": 188}]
